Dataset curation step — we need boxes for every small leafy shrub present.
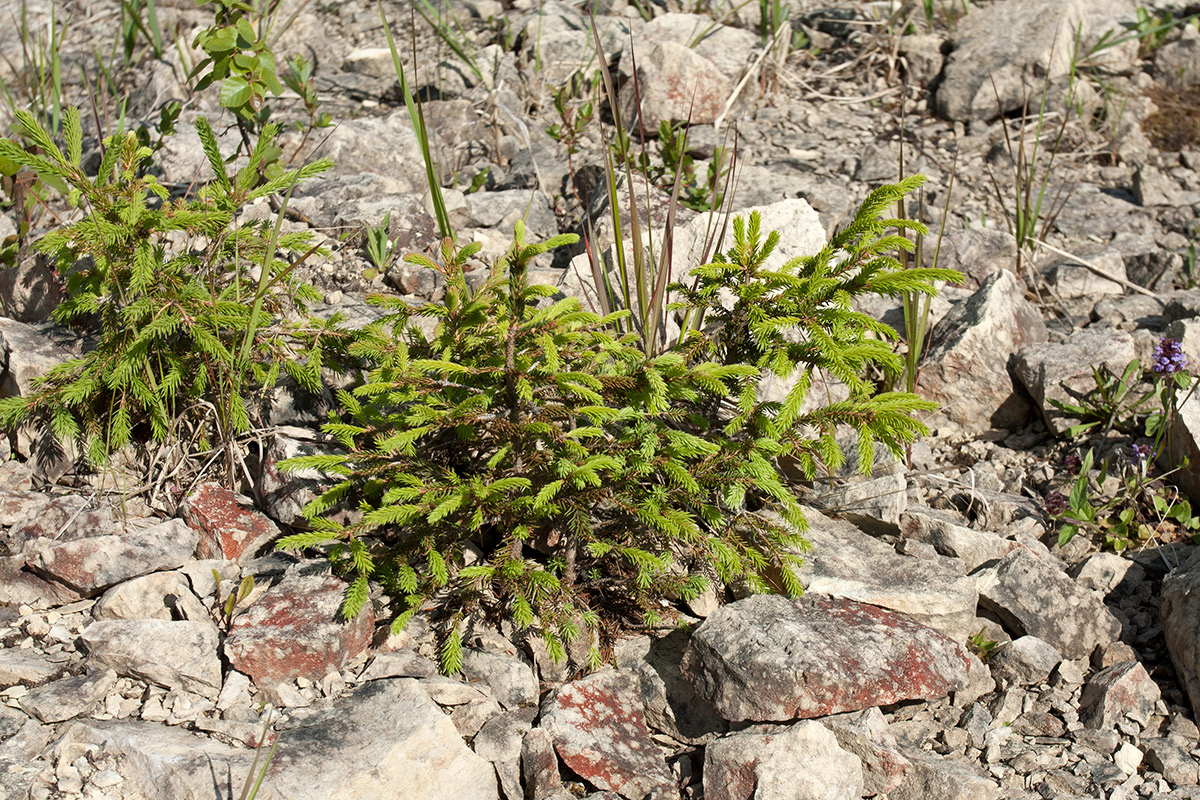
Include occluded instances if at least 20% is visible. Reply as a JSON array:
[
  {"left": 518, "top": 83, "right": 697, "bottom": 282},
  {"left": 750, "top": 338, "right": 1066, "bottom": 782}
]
[
  {"left": 190, "top": 0, "right": 286, "bottom": 132},
  {"left": 0, "top": 109, "right": 344, "bottom": 476},
  {"left": 1050, "top": 446, "right": 1200, "bottom": 551},
  {"left": 1049, "top": 337, "right": 1200, "bottom": 550},
  {"left": 283, "top": 177, "right": 951, "bottom": 673}
]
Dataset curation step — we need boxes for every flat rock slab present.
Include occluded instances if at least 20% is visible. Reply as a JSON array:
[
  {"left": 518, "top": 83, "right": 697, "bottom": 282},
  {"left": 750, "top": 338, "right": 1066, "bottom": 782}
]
[
  {"left": 80, "top": 619, "right": 222, "bottom": 699},
  {"left": 223, "top": 562, "right": 373, "bottom": 687},
  {"left": 704, "top": 721, "right": 864, "bottom": 800},
  {"left": 890, "top": 748, "right": 999, "bottom": 800},
  {"left": 935, "top": 0, "right": 1135, "bottom": 121},
  {"left": 899, "top": 510, "right": 1019, "bottom": 573},
  {"left": 0, "top": 648, "right": 62, "bottom": 688},
  {"left": 182, "top": 482, "right": 280, "bottom": 563},
  {"left": 794, "top": 508, "right": 979, "bottom": 641},
  {"left": 266, "top": 678, "right": 498, "bottom": 800},
  {"left": 56, "top": 719, "right": 260, "bottom": 800},
  {"left": 974, "top": 547, "right": 1123, "bottom": 660},
  {"left": 26, "top": 517, "right": 199, "bottom": 595},
  {"left": 681, "top": 595, "right": 970, "bottom": 723},
  {"left": 539, "top": 669, "right": 676, "bottom": 800},
  {"left": 17, "top": 668, "right": 116, "bottom": 723},
  {"left": 821, "top": 708, "right": 911, "bottom": 796}
]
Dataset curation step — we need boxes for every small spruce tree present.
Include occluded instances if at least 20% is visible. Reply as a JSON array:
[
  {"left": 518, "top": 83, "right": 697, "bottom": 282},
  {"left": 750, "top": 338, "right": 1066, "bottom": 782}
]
[{"left": 282, "top": 177, "right": 958, "bottom": 673}]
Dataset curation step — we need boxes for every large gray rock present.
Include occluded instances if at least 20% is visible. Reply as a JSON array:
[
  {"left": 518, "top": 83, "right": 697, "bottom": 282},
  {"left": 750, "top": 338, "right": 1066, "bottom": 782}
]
[
  {"left": 1153, "top": 25, "right": 1200, "bottom": 89},
  {"left": 1014, "top": 327, "right": 1136, "bottom": 435},
  {"left": 293, "top": 111, "right": 426, "bottom": 190},
  {"left": 54, "top": 720, "right": 260, "bottom": 800},
  {"left": 473, "top": 708, "right": 538, "bottom": 800},
  {"left": 613, "top": 630, "right": 728, "bottom": 744},
  {"left": 79, "top": 619, "right": 222, "bottom": 698},
  {"left": 794, "top": 508, "right": 979, "bottom": 641},
  {"left": 94, "top": 570, "right": 208, "bottom": 622},
  {"left": 936, "top": 0, "right": 1136, "bottom": 121},
  {"left": 618, "top": 40, "right": 731, "bottom": 128},
  {"left": 821, "top": 708, "right": 912, "bottom": 796},
  {"left": 891, "top": 748, "right": 999, "bottom": 800},
  {"left": 934, "top": 229, "right": 1019, "bottom": 291},
  {"left": 919, "top": 270, "right": 1049, "bottom": 432},
  {"left": 704, "top": 721, "right": 864, "bottom": 800},
  {"left": 1164, "top": 390, "right": 1200, "bottom": 502},
  {"left": 267, "top": 678, "right": 499, "bottom": 800},
  {"left": 988, "top": 636, "right": 1062, "bottom": 686},
  {"left": 0, "top": 648, "right": 61, "bottom": 688},
  {"left": 461, "top": 648, "right": 538, "bottom": 710},
  {"left": 974, "top": 547, "right": 1123, "bottom": 660},
  {"left": 681, "top": 595, "right": 970, "bottom": 723},
  {"left": 1079, "top": 660, "right": 1161, "bottom": 729},
  {"left": 632, "top": 13, "right": 761, "bottom": 83},
  {"left": 223, "top": 563, "right": 374, "bottom": 689},
  {"left": 17, "top": 669, "right": 117, "bottom": 723},
  {"left": 1160, "top": 550, "right": 1200, "bottom": 719}
]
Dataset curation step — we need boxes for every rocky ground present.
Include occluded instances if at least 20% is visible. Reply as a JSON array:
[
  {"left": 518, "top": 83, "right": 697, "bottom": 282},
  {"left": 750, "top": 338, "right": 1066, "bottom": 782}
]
[{"left": 3, "top": 0, "right": 1200, "bottom": 798}]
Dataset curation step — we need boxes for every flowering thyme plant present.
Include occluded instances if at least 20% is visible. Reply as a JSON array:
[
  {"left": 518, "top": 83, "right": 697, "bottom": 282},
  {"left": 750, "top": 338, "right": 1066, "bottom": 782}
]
[{"left": 1146, "top": 337, "right": 1195, "bottom": 446}]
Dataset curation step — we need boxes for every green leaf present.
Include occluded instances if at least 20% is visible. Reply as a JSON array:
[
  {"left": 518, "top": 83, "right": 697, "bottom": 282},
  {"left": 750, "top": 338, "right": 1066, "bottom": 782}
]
[{"left": 219, "top": 76, "right": 252, "bottom": 109}]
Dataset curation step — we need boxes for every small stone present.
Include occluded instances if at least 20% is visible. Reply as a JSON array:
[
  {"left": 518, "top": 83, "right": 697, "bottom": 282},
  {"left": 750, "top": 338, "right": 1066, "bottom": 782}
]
[
  {"left": 1113, "top": 742, "right": 1143, "bottom": 775},
  {"left": 1079, "top": 661, "right": 1161, "bottom": 730}
]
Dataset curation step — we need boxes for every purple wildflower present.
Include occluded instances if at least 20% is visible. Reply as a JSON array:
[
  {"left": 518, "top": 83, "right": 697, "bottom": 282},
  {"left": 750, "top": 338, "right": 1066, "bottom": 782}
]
[
  {"left": 1153, "top": 337, "right": 1189, "bottom": 375},
  {"left": 1131, "top": 443, "right": 1154, "bottom": 463},
  {"left": 1045, "top": 491, "right": 1067, "bottom": 516},
  {"left": 1063, "top": 453, "right": 1082, "bottom": 475}
]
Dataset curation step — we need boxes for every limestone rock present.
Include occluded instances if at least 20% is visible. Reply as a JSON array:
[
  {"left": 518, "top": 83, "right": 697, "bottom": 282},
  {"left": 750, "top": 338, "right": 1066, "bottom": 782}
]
[
  {"left": 17, "top": 669, "right": 116, "bottom": 723},
  {"left": 223, "top": 563, "right": 373, "bottom": 688},
  {"left": 974, "top": 547, "right": 1123, "bottom": 660},
  {"left": 899, "top": 510, "right": 1019, "bottom": 573},
  {"left": 618, "top": 40, "right": 731, "bottom": 128},
  {"left": 79, "top": 619, "right": 222, "bottom": 698},
  {"left": 1162, "top": 549, "right": 1200, "bottom": 720},
  {"left": 1079, "top": 660, "right": 1161, "bottom": 730},
  {"left": 539, "top": 670, "right": 675, "bottom": 800},
  {"left": 704, "top": 721, "right": 865, "bottom": 800},
  {"left": 182, "top": 483, "right": 281, "bottom": 563},
  {"left": 681, "top": 595, "right": 970, "bottom": 722},
  {"left": 936, "top": 0, "right": 1136, "bottom": 121},
  {"left": 920, "top": 270, "right": 1049, "bottom": 432},
  {"left": 821, "top": 707, "right": 911, "bottom": 796},
  {"left": 26, "top": 518, "right": 199, "bottom": 596},
  {"left": 1014, "top": 327, "right": 1136, "bottom": 434},
  {"left": 794, "top": 508, "right": 979, "bottom": 641},
  {"left": 268, "top": 677, "right": 499, "bottom": 800}
]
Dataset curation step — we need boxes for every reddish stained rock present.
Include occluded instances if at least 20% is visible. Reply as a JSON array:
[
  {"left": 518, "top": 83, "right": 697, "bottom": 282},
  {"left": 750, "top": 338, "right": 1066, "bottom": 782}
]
[
  {"left": 681, "top": 595, "right": 971, "bottom": 723},
  {"left": 539, "top": 670, "right": 676, "bottom": 800},
  {"left": 223, "top": 563, "right": 373, "bottom": 687},
  {"left": 182, "top": 482, "right": 280, "bottom": 563},
  {"left": 26, "top": 518, "right": 200, "bottom": 596}
]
